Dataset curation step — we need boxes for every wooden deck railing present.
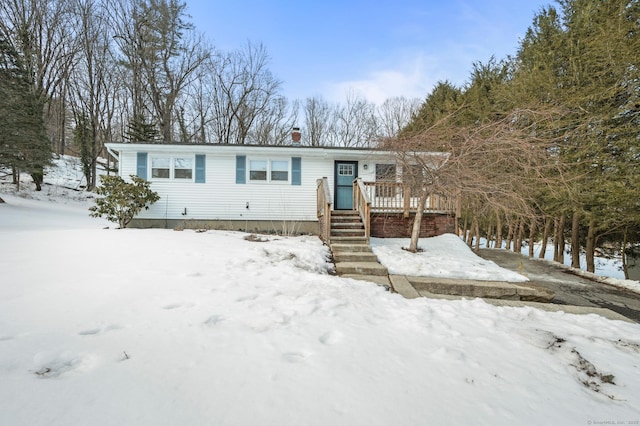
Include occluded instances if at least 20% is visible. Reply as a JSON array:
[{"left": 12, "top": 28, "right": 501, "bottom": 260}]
[
  {"left": 362, "top": 182, "right": 456, "bottom": 214},
  {"left": 353, "top": 178, "right": 371, "bottom": 242},
  {"left": 316, "top": 177, "right": 332, "bottom": 243}
]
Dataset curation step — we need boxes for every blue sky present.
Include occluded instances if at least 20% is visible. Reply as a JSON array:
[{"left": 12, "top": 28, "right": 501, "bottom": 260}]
[{"left": 186, "top": 0, "right": 551, "bottom": 104}]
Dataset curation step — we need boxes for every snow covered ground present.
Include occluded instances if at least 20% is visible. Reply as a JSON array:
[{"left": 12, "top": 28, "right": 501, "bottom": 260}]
[
  {"left": 1, "top": 158, "right": 640, "bottom": 425},
  {"left": 371, "top": 235, "right": 530, "bottom": 282}
]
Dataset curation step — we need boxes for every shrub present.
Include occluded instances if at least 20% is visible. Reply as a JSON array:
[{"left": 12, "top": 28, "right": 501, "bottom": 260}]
[{"left": 89, "top": 175, "right": 160, "bottom": 228}]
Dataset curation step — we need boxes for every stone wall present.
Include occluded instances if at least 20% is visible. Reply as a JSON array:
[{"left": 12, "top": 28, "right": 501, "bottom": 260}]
[{"left": 370, "top": 212, "right": 455, "bottom": 238}]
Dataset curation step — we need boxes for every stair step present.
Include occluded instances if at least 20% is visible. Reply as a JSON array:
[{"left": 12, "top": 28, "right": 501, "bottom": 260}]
[
  {"left": 331, "top": 210, "right": 358, "bottom": 215},
  {"left": 335, "top": 262, "right": 389, "bottom": 276},
  {"left": 329, "top": 236, "right": 368, "bottom": 243},
  {"left": 331, "top": 228, "right": 365, "bottom": 236},
  {"left": 331, "top": 222, "right": 364, "bottom": 229},
  {"left": 332, "top": 252, "right": 379, "bottom": 262},
  {"left": 331, "top": 215, "right": 361, "bottom": 221},
  {"left": 330, "top": 243, "right": 372, "bottom": 253}
]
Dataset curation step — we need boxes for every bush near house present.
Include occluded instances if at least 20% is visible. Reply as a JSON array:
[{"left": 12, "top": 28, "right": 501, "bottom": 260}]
[{"left": 89, "top": 175, "right": 160, "bottom": 228}]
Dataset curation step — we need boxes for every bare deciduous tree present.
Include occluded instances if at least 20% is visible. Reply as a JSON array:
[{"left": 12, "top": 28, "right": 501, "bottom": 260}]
[
  {"left": 328, "top": 91, "right": 378, "bottom": 147},
  {"left": 377, "top": 96, "right": 420, "bottom": 138},
  {"left": 302, "top": 96, "right": 331, "bottom": 146},
  {"left": 209, "top": 42, "right": 281, "bottom": 144},
  {"left": 386, "top": 108, "right": 566, "bottom": 252}
]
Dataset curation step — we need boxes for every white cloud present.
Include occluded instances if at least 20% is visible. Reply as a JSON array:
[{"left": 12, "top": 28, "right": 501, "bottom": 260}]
[
  {"left": 323, "top": 50, "right": 473, "bottom": 105},
  {"left": 325, "top": 57, "right": 435, "bottom": 105}
]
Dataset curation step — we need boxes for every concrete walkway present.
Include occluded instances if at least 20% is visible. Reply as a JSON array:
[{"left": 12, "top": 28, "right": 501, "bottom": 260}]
[
  {"left": 328, "top": 240, "right": 637, "bottom": 322},
  {"left": 388, "top": 275, "right": 632, "bottom": 322},
  {"left": 478, "top": 248, "right": 640, "bottom": 323}
]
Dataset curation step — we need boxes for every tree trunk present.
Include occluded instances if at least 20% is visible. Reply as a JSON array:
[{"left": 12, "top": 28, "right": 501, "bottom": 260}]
[
  {"left": 505, "top": 220, "right": 514, "bottom": 252},
  {"left": 515, "top": 217, "right": 524, "bottom": 254},
  {"left": 455, "top": 197, "right": 462, "bottom": 236},
  {"left": 495, "top": 212, "right": 503, "bottom": 249},
  {"left": 12, "top": 167, "right": 19, "bottom": 189},
  {"left": 473, "top": 218, "right": 480, "bottom": 251},
  {"left": 461, "top": 215, "right": 468, "bottom": 242},
  {"left": 571, "top": 210, "right": 581, "bottom": 269},
  {"left": 466, "top": 217, "right": 474, "bottom": 247},
  {"left": 485, "top": 223, "right": 494, "bottom": 248},
  {"left": 554, "top": 214, "right": 565, "bottom": 264},
  {"left": 622, "top": 229, "right": 629, "bottom": 280},
  {"left": 585, "top": 218, "right": 596, "bottom": 273},
  {"left": 528, "top": 218, "right": 536, "bottom": 258},
  {"left": 408, "top": 190, "right": 428, "bottom": 252},
  {"left": 539, "top": 216, "right": 552, "bottom": 259}
]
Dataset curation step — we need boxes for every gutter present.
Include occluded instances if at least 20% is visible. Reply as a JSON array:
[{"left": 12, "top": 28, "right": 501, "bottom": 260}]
[{"left": 105, "top": 144, "right": 120, "bottom": 163}]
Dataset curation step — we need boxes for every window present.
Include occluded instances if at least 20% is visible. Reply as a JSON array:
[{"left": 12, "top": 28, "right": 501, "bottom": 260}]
[
  {"left": 338, "top": 163, "right": 354, "bottom": 176},
  {"left": 151, "top": 157, "right": 170, "bottom": 179},
  {"left": 248, "top": 158, "right": 289, "bottom": 183},
  {"left": 150, "top": 156, "right": 198, "bottom": 181},
  {"left": 174, "top": 157, "right": 193, "bottom": 179},
  {"left": 271, "top": 160, "right": 289, "bottom": 181},
  {"left": 249, "top": 160, "right": 268, "bottom": 181}
]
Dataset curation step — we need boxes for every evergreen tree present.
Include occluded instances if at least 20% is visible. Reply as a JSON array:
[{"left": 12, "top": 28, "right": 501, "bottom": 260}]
[
  {"left": 401, "top": 81, "right": 462, "bottom": 135},
  {"left": 0, "top": 32, "right": 51, "bottom": 190},
  {"left": 125, "top": 114, "right": 160, "bottom": 142}
]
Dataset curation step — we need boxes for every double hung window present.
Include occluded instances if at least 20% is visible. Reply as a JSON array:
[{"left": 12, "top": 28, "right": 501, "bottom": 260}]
[
  {"left": 249, "top": 159, "right": 289, "bottom": 183},
  {"left": 151, "top": 156, "right": 195, "bottom": 180}
]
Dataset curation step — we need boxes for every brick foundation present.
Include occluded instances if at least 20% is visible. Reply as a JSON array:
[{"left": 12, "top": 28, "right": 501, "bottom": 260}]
[{"left": 370, "top": 212, "right": 455, "bottom": 238}]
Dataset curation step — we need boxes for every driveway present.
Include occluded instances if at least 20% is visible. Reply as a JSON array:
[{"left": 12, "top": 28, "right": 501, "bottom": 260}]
[{"left": 478, "top": 249, "right": 640, "bottom": 323}]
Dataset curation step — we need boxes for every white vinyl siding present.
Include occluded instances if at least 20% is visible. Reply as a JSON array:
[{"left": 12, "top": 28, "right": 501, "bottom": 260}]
[{"left": 111, "top": 144, "right": 397, "bottom": 223}]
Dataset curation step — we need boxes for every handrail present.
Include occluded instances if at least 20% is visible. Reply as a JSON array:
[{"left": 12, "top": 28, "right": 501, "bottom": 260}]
[
  {"left": 362, "top": 181, "right": 456, "bottom": 213},
  {"left": 316, "top": 177, "right": 332, "bottom": 243},
  {"left": 353, "top": 178, "right": 371, "bottom": 242}
]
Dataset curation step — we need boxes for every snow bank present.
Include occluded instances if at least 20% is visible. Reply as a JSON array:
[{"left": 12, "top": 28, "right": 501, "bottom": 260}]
[{"left": 371, "top": 234, "right": 529, "bottom": 282}]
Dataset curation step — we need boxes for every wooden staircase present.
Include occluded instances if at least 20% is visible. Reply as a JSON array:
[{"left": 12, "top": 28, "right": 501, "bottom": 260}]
[
  {"left": 329, "top": 210, "right": 390, "bottom": 288},
  {"left": 330, "top": 210, "right": 366, "bottom": 242}
]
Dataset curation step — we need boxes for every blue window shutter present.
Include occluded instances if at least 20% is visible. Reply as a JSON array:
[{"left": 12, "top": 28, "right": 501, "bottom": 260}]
[
  {"left": 236, "top": 155, "right": 246, "bottom": 184},
  {"left": 195, "top": 154, "right": 206, "bottom": 183},
  {"left": 291, "top": 157, "right": 301, "bottom": 185},
  {"left": 136, "top": 152, "right": 148, "bottom": 179}
]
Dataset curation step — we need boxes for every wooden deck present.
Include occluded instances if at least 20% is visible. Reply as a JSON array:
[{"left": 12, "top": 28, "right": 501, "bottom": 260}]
[{"left": 317, "top": 179, "right": 456, "bottom": 243}]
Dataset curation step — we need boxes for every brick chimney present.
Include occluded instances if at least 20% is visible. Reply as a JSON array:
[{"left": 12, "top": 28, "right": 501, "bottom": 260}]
[{"left": 291, "top": 127, "right": 301, "bottom": 145}]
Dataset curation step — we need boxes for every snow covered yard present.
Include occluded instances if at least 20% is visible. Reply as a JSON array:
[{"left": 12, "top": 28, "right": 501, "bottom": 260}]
[
  {"left": 371, "top": 235, "right": 530, "bottom": 282},
  {"left": 1, "top": 193, "right": 640, "bottom": 425}
]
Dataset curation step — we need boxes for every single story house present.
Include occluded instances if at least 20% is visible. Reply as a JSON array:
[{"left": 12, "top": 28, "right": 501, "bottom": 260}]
[{"left": 105, "top": 139, "right": 456, "bottom": 240}]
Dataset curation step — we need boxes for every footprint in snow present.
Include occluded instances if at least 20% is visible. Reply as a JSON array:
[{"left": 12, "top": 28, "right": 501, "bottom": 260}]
[
  {"left": 32, "top": 352, "right": 96, "bottom": 378},
  {"left": 282, "top": 351, "right": 310, "bottom": 363},
  {"left": 78, "top": 324, "right": 123, "bottom": 336},
  {"left": 162, "top": 303, "right": 182, "bottom": 310},
  {"left": 319, "top": 331, "right": 343, "bottom": 346},
  {"left": 203, "top": 315, "right": 225, "bottom": 326},
  {"left": 162, "top": 302, "right": 195, "bottom": 310},
  {"left": 78, "top": 328, "right": 101, "bottom": 336}
]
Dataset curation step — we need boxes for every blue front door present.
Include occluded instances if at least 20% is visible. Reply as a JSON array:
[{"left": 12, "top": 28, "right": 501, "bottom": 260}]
[{"left": 335, "top": 161, "right": 358, "bottom": 210}]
